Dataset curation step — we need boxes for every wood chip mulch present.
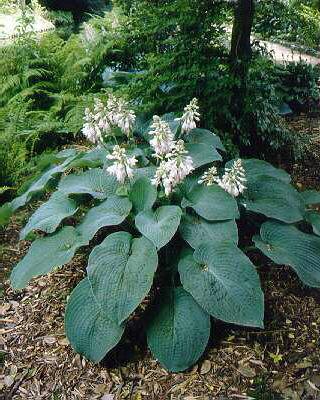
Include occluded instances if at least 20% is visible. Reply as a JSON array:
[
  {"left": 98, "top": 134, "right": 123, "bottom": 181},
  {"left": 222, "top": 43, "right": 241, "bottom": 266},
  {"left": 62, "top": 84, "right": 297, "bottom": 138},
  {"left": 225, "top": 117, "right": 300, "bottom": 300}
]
[{"left": 1, "top": 219, "right": 319, "bottom": 399}]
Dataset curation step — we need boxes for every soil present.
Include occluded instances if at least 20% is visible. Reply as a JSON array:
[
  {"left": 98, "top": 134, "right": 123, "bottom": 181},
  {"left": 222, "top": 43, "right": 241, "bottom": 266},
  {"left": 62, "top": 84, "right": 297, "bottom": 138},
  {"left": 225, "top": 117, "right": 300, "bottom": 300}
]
[{"left": 1, "top": 115, "right": 320, "bottom": 400}]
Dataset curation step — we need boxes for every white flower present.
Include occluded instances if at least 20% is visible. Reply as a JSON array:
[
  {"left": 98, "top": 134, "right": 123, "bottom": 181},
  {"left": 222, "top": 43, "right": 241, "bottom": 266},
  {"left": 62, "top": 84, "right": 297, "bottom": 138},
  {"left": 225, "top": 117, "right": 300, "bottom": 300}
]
[
  {"left": 198, "top": 166, "right": 219, "bottom": 186},
  {"left": 93, "top": 98, "right": 111, "bottom": 132},
  {"left": 116, "top": 108, "right": 136, "bottom": 136},
  {"left": 106, "top": 94, "right": 119, "bottom": 122},
  {"left": 218, "top": 159, "right": 247, "bottom": 197},
  {"left": 81, "top": 23, "right": 98, "bottom": 49},
  {"left": 106, "top": 145, "right": 138, "bottom": 184},
  {"left": 176, "top": 98, "right": 200, "bottom": 134},
  {"left": 149, "top": 116, "right": 175, "bottom": 158},
  {"left": 82, "top": 95, "right": 136, "bottom": 142},
  {"left": 167, "top": 140, "right": 194, "bottom": 182},
  {"left": 152, "top": 140, "right": 194, "bottom": 196},
  {"left": 82, "top": 108, "right": 102, "bottom": 144},
  {"left": 106, "top": 96, "right": 135, "bottom": 136},
  {"left": 151, "top": 160, "right": 173, "bottom": 196}
]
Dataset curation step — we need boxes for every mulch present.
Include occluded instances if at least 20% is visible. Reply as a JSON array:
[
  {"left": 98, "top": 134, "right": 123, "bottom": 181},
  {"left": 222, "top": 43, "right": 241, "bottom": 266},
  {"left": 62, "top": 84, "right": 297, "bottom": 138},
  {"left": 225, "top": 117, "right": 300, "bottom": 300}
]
[{"left": 1, "top": 115, "right": 320, "bottom": 400}]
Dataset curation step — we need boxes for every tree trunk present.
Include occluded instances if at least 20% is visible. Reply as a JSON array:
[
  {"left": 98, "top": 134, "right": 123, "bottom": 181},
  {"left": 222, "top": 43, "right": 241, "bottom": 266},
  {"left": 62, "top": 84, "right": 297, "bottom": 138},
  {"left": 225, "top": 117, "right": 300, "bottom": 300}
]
[
  {"left": 230, "top": 0, "right": 255, "bottom": 64},
  {"left": 230, "top": 0, "right": 256, "bottom": 154}
]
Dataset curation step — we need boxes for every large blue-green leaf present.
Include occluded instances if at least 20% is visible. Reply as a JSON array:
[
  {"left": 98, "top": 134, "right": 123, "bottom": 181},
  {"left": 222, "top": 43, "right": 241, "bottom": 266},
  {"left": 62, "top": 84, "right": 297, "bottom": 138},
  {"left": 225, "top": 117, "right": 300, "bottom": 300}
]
[
  {"left": 254, "top": 221, "right": 320, "bottom": 288},
  {"left": 226, "top": 159, "right": 291, "bottom": 184},
  {"left": 187, "top": 129, "right": 226, "bottom": 151},
  {"left": 87, "top": 232, "right": 158, "bottom": 325},
  {"left": 178, "top": 243, "right": 264, "bottom": 328},
  {"left": 243, "top": 177, "right": 305, "bottom": 223},
  {"left": 59, "top": 168, "right": 117, "bottom": 200},
  {"left": 147, "top": 287, "right": 210, "bottom": 372},
  {"left": 185, "top": 129, "right": 224, "bottom": 168},
  {"left": 56, "top": 148, "right": 78, "bottom": 159},
  {"left": 132, "top": 166, "right": 157, "bottom": 182},
  {"left": 65, "top": 278, "right": 125, "bottom": 363},
  {"left": 305, "top": 211, "right": 320, "bottom": 236},
  {"left": 135, "top": 206, "right": 182, "bottom": 249},
  {"left": 185, "top": 143, "right": 222, "bottom": 169},
  {"left": 11, "top": 156, "right": 76, "bottom": 211},
  {"left": 11, "top": 227, "right": 87, "bottom": 290},
  {"left": 68, "top": 147, "right": 108, "bottom": 169},
  {"left": 77, "top": 196, "right": 132, "bottom": 240},
  {"left": 181, "top": 185, "right": 239, "bottom": 221},
  {"left": 129, "top": 177, "right": 157, "bottom": 213},
  {"left": 179, "top": 214, "right": 238, "bottom": 248},
  {"left": 301, "top": 190, "right": 320, "bottom": 205},
  {"left": 20, "top": 192, "right": 78, "bottom": 239}
]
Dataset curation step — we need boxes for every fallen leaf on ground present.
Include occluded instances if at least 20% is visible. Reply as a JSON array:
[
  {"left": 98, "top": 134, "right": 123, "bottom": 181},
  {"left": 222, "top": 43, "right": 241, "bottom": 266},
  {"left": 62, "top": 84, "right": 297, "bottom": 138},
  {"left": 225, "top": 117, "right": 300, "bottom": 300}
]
[
  {"left": 238, "top": 364, "right": 256, "bottom": 378},
  {"left": 200, "top": 360, "right": 211, "bottom": 375}
]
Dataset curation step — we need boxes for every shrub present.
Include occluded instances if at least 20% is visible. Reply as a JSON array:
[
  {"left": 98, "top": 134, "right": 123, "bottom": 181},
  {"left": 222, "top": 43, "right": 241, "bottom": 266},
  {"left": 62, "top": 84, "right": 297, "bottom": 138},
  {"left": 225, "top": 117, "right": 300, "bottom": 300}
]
[
  {"left": 0, "top": 136, "right": 26, "bottom": 190},
  {"left": 114, "top": 0, "right": 231, "bottom": 117},
  {"left": 112, "top": 2, "right": 314, "bottom": 159},
  {"left": 5, "top": 96, "right": 320, "bottom": 372},
  {"left": 275, "top": 61, "right": 320, "bottom": 110},
  {"left": 255, "top": 0, "right": 320, "bottom": 50},
  {"left": 233, "top": 55, "right": 320, "bottom": 159}
]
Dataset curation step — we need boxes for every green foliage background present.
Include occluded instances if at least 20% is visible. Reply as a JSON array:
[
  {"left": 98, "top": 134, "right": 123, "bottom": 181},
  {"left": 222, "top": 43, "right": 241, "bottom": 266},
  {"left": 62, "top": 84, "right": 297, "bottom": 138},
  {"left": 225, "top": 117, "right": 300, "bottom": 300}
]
[
  {"left": 255, "top": 0, "right": 320, "bottom": 50},
  {"left": 0, "top": 1, "right": 319, "bottom": 199}
]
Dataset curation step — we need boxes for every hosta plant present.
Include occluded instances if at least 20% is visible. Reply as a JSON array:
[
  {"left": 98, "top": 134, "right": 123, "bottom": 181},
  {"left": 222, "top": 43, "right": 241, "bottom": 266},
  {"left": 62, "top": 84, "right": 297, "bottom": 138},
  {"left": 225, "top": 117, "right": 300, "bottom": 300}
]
[{"left": 5, "top": 96, "right": 320, "bottom": 372}]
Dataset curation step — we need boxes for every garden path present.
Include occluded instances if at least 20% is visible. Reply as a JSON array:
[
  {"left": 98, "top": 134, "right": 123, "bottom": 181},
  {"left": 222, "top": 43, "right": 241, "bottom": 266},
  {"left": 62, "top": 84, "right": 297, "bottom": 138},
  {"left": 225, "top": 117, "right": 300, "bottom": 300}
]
[
  {"left": 0, "top": 12, "right": 54, "bottom": 45},
  {"left": 258, "top": 39, "right": 320, "bottom": 65}
]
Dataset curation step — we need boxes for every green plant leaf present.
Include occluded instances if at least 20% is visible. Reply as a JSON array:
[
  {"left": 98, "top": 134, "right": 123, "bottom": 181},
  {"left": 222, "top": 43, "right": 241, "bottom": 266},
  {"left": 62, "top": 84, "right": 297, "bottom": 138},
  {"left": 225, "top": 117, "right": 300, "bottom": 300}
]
[
  {"left": 305, "top": 211, "right": 320, "bottom": 236},
  {"left": 87, "top": 232, "right": 158, "bottom": 325},
  {"left": 178, "top": 243, "right": 264, "bottom": 327},
  {"left": 185, "top": 129, "right": 225, "bottom": 168},
  {"left": 185, "top": 143, "right": 222, "bottom": 169},
  {"left": 77, "top": 195, "right": 132, "bottom": 240},
  {"left": 0, "top": 202, "right": 13, "bottom": 227},
  {"left": 181, "top": 185, "right": 239, "bottom": 221},
  {"left": 243, "top": 177, "right": 305, "bottom": 223},
  {"left": 187, "top": 128, "right": 226, "bottom": 151},
  {"left": 301, "top": 190, "right": 320, "bottom": 205},
  {"left": 178, "top": 175, "right": 200, "bottom": 198},
  {"left": 11, "top": 155, "right": 76, "bottom": 211},
  {"left": 226, "top": 159, "right": 291, "bottom": 184},
  {"left": 254, "top": 221, "right": 320, "bottom": 288},
  {"left": 68, "top": 147, "right": 108, "bottom": 169},
  {"left": 11, "top": 226, "right": 87, "bottom": 290},
  {"left": 56, "top": 148, "right": 78, "bottom": 159},
  {"left": 59, "top": 168, "right": 117, "bottom": 200},
  {"left": 133, "top": 166, "right": 157, "bottom": 182},
  {"left": 65, "top": 278, "right": 125, "bottom": 363},
  {"left": 135, "top": 206, "right": 182, "bottom": 249},
  {"left": 129, "top": 176, "right": 157, "bottom": 212},
  {"left": 180, "top": 214, "right": 238, "bottom": 248},
  {"left": 147, "top": 287, "right": 210, "bottom": 372},
  {"left": 20, "top": 192, "right": 78, "bottom": 239}
]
